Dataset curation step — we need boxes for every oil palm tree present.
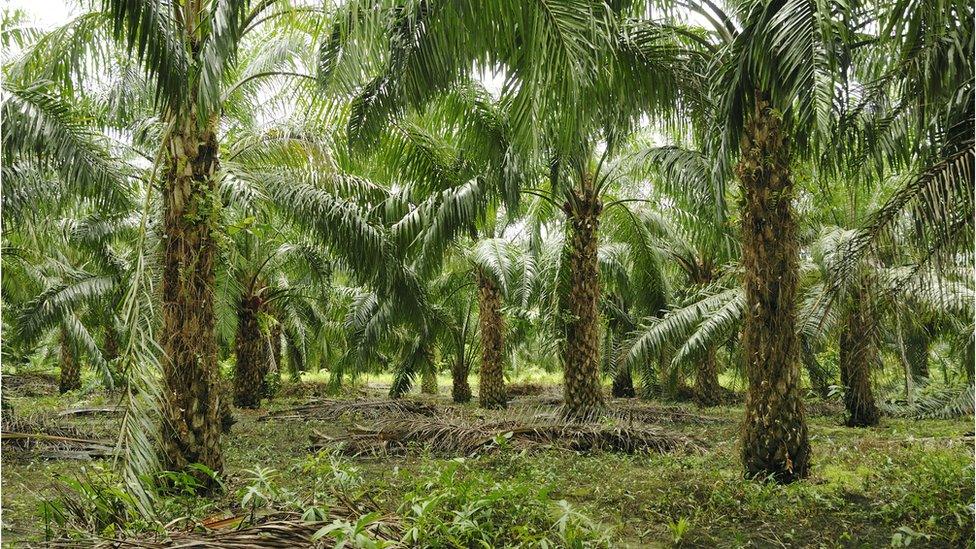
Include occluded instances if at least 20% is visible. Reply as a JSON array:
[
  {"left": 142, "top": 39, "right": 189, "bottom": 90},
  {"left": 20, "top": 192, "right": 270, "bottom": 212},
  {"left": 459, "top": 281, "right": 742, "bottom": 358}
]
[
  {"left": 11, "top": 0, "right": 429, "bottom": 479},
  {"left": 653, "top": 0, "right": 869, "bottom": 481}
]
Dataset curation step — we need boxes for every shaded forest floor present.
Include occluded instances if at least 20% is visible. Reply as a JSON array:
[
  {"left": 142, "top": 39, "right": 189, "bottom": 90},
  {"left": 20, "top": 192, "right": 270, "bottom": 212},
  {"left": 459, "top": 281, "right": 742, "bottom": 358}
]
[{"left": 2, "top": 373, "right": 973, "bottom": 547}]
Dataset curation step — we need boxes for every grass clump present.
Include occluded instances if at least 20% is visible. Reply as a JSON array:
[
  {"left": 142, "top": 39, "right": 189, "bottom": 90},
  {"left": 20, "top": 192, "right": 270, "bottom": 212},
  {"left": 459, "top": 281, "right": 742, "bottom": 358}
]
[{"left": 398, "top": 459, "right": 609, "bottom": 548}]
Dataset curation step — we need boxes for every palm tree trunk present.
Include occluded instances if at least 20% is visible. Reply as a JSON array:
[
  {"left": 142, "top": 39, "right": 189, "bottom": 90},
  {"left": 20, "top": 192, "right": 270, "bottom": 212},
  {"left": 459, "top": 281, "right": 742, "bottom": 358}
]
[
  {"left": 477, "top": 273, "right": 507, "bottom": 408},
  {"left": 963, "top": 336, "right": 974, "bottom": 383},
  {"left": 904, "top": 323, "right": 931, "bottom": 382},
  {"left": 611, "top": 363, "right": 636, "bottom": 398},
  {"left": 159, "top": 112, "right": 223, "bottom": 477},
  {"left": 801, "top": 339, "right": 832, "bottom": 398},
  {"left": 59, "top": 327, "right": 80, "bottom": 394},
  {"left": 838, "top": 285, "right": 879, "bottom": 427},
  {"left": 421, "top": 365, "right": 438, "bottom": 394},
  {"left": 234, "top": 295, "right": 268, "bottom": 409},
  {"left": 262, "top": 322, "right": 282, "bottom": 398},
  {"left": 104, "top": 323, "right": 119, "bottom": 362},
  {"left": 561, "top": 175, "right": 605, "bottom": 420},
  {"left": 738, "top": 94, "right": 810, "bottom": 482},
  {"left": 103, "top": 321, "right": 122, "bottom": 386},
  {"left": 451, "top": 355, "right": 472, "bottom": 403},
  {"left": 695, "top": 347, "right": 722, "bottom": 407}
]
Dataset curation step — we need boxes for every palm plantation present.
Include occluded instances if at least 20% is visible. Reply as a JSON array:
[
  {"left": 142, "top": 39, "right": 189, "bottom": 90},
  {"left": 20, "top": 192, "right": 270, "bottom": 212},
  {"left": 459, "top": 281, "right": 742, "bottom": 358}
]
[{"left": 1, "top": 0, "right": 973, "bottom": 545}]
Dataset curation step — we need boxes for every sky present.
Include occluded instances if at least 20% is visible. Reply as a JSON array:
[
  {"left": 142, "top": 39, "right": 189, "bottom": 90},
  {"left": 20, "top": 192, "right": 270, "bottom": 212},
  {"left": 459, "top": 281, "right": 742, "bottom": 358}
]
[{"left": 3, "top": 0, "right": 77, "bottom": 27}]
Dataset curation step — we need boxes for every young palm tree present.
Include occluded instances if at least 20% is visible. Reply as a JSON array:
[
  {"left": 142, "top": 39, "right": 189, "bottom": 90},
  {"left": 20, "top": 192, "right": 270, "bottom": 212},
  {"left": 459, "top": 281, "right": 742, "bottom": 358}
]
[
  {"left": 345, "top": 81, "right": 529, "bottom": 407},
  {"left": 621, "top": 143, "right": 740, "bottom": 405},
  {"left": 470, "top": 238, "right": 520, "bottom": 408},
  {"left": 223, "top": 224, "right": 330, "bottom": 409},
  {"left": 4, "top": 210, "right": 132, "bottom": 395}
]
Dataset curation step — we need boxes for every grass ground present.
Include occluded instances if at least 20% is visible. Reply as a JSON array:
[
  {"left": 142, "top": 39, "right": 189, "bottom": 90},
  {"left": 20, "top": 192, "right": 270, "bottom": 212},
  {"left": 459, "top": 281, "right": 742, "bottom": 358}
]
[{"left": 2, "top": 370, "right": 973, "bottom": 547}]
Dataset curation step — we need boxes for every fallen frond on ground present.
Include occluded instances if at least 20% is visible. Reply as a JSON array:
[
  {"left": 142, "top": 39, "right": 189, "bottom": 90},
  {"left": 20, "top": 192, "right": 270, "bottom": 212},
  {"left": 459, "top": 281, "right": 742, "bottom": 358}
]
[
  {"left": 506, "top": 396, "right": 731, "bottom": 425},
  {"left": 39, "top": 464, "right": 404, "bottom": 548},
  {"left": 2, "top": 372, "right": 59, "bottom": 397},
  {"left": 275, "top": 381, "right": 336, "bottom": 400},
  {"left": 881, "top": 384, "right": 976, "bottom": 419},
  {"left": 314, "top": 414, "right": 701, "bottom": 457},
  {"left": 803, "top": 398, "right": 845, "bottom": 418},
  {"left": 507, "top": 395, "right": 565, "bottom": 408},
  {"left": 260, "top": 398, "right": 442, "bottom": 422},
  {"left": 505, "top": 382, "right": 550, "bottom": 397},
  {"left": 38, "top": 513, "right": 401, "bottom": 548},
  {"left": 606, "top": 400, "right": 733, "bottom": 425},
  {"left": 56, "top": 406, "right": 125, "bottom": 417},
  {"left": 1, "top": 412, "right": 114, "bottom": 460}
]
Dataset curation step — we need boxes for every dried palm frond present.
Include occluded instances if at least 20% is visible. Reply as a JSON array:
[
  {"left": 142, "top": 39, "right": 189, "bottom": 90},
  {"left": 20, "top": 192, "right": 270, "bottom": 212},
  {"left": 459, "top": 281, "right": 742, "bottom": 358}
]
[
  {"left": 39, "top": 514, "right": 400, "bottom": 549},
  {"left": 315, "top": 414, "right": 700, "bottom": 457},
  {"left": 507, "top": 395, "right": 564, "bottom": 408},
  {"left": 880, "top": 384, "right": 976, "bottom": 420},
  {"left": 2, "top": 371, "right": 59, "bottom": 397},
  {"left": 274, "top": 381, "right": 334, "bottom": 400},
  {"left": 260, "top": 398, "right": 441, "bottom": 422},
  {"left": 802, "top": 399, "right": 845, "bottom": 418},
  {"left": 507, "top": 395, "right": 731, "bottom": 425},
  {"left": 605, "top": 401, "right": 732, "bottom": 425},
  {"left": 40, "top": 474, "right": 403, "bottom": 548},
  {"left": 57, "top": 406, "right": 124, "bottom": 417},
  {"left": 505, "top": 382, "right": 549, "bottom": 397},
  {"left": 2, "top": 412, "right": 113, "bottom": 459}
]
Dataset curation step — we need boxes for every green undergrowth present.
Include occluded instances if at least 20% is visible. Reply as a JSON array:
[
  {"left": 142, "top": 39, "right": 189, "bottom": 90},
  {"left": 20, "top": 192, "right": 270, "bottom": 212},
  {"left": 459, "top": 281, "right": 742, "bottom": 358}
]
[{"left": 2, "top": 383, "right": 973, "bottom": 548}]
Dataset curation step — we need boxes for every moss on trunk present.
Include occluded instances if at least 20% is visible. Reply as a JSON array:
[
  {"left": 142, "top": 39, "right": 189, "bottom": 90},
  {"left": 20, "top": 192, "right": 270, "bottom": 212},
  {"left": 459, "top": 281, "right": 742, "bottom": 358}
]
[
  {"left": 234, "top": 294, "right": 269, "bottom": 409},
  {"left": 737, "top": 94, "right": 810, "bottom": 483},
  {"left": 159, "top": 112, "right": 223, "bottom": 478},
  {"left": 477, "top": 273, "right": 507, "bottom": 408},
  {"left": 58, "top": 328, "right": 80, "bottom": 394},
  {"left": 839, "top": 284, "right": 880, "bottom": 427},
  {"left": 561, "top": 173, "right": 605, "bottom": 420}
]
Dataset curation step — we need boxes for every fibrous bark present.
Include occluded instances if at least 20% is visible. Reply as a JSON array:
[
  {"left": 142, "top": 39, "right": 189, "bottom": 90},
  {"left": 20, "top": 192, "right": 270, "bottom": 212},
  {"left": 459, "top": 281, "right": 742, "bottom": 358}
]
[
  {"left": 104, "top": 322, "right": 122, "bottom": 386},
  {"left": 963, "top": 336, "right": 975, "bottom": 383},
  {"left": 451, "top": 356, "right": 472, "bottom": 403},
  {"left": 695, "top": 347, "right": 723, "bottom": 407},
  {"left": 477, "top": 273, "right": 507, "bottom": 409},
  {"left": 611, "top": 363, "right": 636, "bottom": 398},
  {"left": 561, "top": 173, "right": 605, "bottom": 420},
  {"left": 159, "top": 111, "right": 223, "bottom": 478},
  {"left": 608, "top": 298, "right": 635, "bottom": 399},
  {"left": 737, "top": 95, "right": 810, "bottom": 483},
  {"left": 839, "top": 284, "right": 879, "bottom": 427},
  {"left": 421, "top": 366, "right": 438, "bottom": 395},
  {"left": 904, "top": 322, "right": 931, "bottom": 382},
  {"left": 104, "top": 323, "right": 119, "bottom": 362},
  {"left": 59, "top": 328, "right": 80, "bottom": 394},
  {"left": 234, "top": 294, "right": 269, "bottom": 409},
  {"left": 262, "top": 321, "right": 282, "bottom": 399}
]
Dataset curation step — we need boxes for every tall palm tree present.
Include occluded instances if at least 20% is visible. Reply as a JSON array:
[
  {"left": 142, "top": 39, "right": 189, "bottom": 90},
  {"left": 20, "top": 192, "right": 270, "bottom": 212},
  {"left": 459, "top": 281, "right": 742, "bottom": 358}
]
[
  {"left": 91, "top": 0, "right": 270, "bottom": 477},
  {"left": 621, "top": 143, "right": 740, "bottom": 405},
  {"left": 7, "top": 0, "right": 428, "bottom": 484},
  {"left": 658, "top": 0, "right": 864, "bottom": 481},
  {"left": 469, "top": 238, "right": 520, "bottom": 408}
]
